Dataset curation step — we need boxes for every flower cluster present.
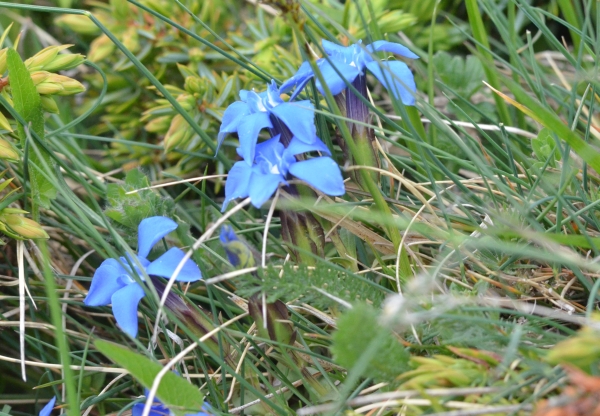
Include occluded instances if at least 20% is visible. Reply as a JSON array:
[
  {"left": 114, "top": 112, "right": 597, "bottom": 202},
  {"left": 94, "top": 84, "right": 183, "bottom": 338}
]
[
  {"left": 84, "top": 216, "right": 202, "bottom": 337},
  {"left": 219, "top": 80, "right": 345, "bottom": 210},
  {"left": 218, "top": 39, "right": 418, "bottom": 209}
]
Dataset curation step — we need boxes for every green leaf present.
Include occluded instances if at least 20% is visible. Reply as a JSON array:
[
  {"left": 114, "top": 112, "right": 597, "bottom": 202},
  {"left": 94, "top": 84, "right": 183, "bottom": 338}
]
[
  {"left": 331, "top": 303, "right": 409, "bottom": 382},
  {"left": 532, "top": 128, "right": 561, "bottom": 167},
  {"left": 6, "top": 48, "right": 56, "bottom": 208},
  {"left": 105, "top": 169, "right": 174, "bottom": 230},
  {"left": 492, "top": 76, "right": 600, "bottom": 175},
  {"left": 95, "top": 340, "right": 204, "bottom": 416}
]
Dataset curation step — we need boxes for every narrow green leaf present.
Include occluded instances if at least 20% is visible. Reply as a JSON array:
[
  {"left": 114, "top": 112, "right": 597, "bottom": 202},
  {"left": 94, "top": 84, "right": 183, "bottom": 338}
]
[
  {"left": 489, "top": 77, "right": 600, "bottom": 175},
  {"left": 95, "top": 340, "right": 204, "bottom": 416},
  {"left": 6, "top": 48, "right": 56, "bottom": 208}
]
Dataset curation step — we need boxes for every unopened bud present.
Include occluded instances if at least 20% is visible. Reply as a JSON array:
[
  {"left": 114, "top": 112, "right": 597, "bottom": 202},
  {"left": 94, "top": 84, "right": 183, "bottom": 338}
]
[
  {"left": 1, "top": 214, "right": 49, "bottom": 240},
  {"left": 0, "top": 137, "right": 18, "bottom": 161},
  {"left": 0, "top": 48, "right": 7, "bottom": 75},
  {"left": 29, "top": 71, "right": 85, "bottom": 96},
  {"left": 44, "top": 73, "right": 85, "bottom": 96},
  {"left": 145, "top": 115, "right": 171, "bottom": 133},
  {"left": 25, "top": 45, "right": 68, "bottom": 71},
  {"left": 184, "top": 76, "right": 205, "bottom": 95},
  {"left": 55, "top": 15, "right": 100, "bottom": 36},
  {"left": 0, "top": 111, "right": 12, "bottom": 132},
  {"left": 188, "top": 47, "right": 205, "bottom": 62},
  {"left": 40, "top": 95, "right": 59, "bottom": 114},
  {"left": 163, "top": 114, "right": 193, "bottom": 151},
  {"left": 43, "top": 53, "right": 86, "bottom": 72},
  {"left": 176, "top": 94, "right": 196, "bottom": 112},
  {"left": 88, "top": 35, "right": 115, "bottom": 63},
  {"left": 29, "top": 71, "right": 50, "bottom": 86}
]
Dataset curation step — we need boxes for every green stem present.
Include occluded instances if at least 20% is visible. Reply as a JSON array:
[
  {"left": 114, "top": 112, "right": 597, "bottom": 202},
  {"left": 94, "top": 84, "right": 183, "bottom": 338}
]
[
  {"left": 38, "top": 240, "right": 79, "bottom": 416},
  {"left": 465, "top": 0, "right": 512, "bottom": 125}
]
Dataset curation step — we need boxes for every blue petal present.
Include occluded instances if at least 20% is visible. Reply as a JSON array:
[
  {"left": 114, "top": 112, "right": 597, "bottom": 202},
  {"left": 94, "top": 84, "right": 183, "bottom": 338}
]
[
  {"left": 280, "top": 61, "right": 314, "bottom": 99},
  {"left": 222, "top": 162, "right": 252, "bottom": 211},
  {"left": 367, "top": 41, "right": 419, "bottom": 60},
  {"left": 111, "top": 283, "right": 146, "bottom": 338},
  {"left": 244, "top": 90, "right": 267, "bottom": 113},
  {"left": 84, "top": 258, "right": 128, "bottom": 306},
  {"left": 217, "top": 101, "right": 251, "bottom": 152},
  {"left": 265, "top": 80, "right": 284, "bottom": 107},
  {"left": 322, "top": 39, "right": 353, "bottom": 59},
  {"left": 146, "top": 247, "right": 202, "bottom": 282},
  {"left": 269, "top": 100, "right": 316, "bottom": 144},
  {"left": 248, "top": 170, "right": 284, "bottom": 208},
  {"left": 289, "top": 157, "right": 345, "bottom": 196},
  {"left": 137, "top": 216, "right": 178, "bottom": 259},
  {"left": 365, "top": 60, "right": 416, "bottom": 105},
  {"left": 285, "top": 136, "right": 331, "bottom": 156},
  {"left": 237, "top": 112, "right": 273, "bottom": 164},
  {"left": 132, "top": 402, "right": 171, "bottom": 416},
  {"left": 316, "top": 60, "right": 361, "bottom": 96},
  {"left": 39, "top": 396, "right": 56, "bottom": 416}
]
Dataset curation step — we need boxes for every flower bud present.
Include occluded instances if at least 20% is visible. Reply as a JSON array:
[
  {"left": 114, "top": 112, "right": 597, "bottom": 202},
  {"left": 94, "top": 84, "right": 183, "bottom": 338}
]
[
  {"left": 145, "top": 115, "right": 172, "bottom": 133},
  {"left": 0, "top": 137, "right": 18, "bottom": 161},
  {"left": 163, "top": 114, "right": 193, "bottom": 151},
  {"left": 1, "top": 214, "right": 49, "bottom": 240},
  {"left": 46, "top": 74, "right": 85, "bottom": 96},
  {"left": 188, "top": 47, "right": 205, "bottom": 62},
  {"left": 0, "top": 48, "right": 7, "bottom": 75},
  {"left": 25, "top": 45, "right": 68, "bottom": 71},
  {"left": 29, "top": 71, "right": 50, "bottom": 86},
  {"left": 43, "top": 53, "right": 86, "bottom": 72},
  {"left": 88, "top": 35, "right": 115, "bottom": 62},
  {"left": 184, "top": 76, "right": 205, "bottom": 95},
  {"left": 40, "top": 95, "right": 59, "bottom": 114},
  {"left": 176, "top": 94, "right": 196, "bottom": 112},
  {"left": 55, "top": 15, "right": 100, "bottom": 36},
  {"left": 0, "top": 111, "right": 12, "bottom": 132}
]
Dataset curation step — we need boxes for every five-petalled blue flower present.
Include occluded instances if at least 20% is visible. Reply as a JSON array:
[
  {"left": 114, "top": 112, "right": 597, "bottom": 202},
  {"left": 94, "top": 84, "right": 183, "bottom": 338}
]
[
  {"left": 218, "top": 80, "right": 317, "bottom": 164},
  {"left": 281, "top": 39, "right": 419, "bottom": 105},
  {"left": 84, "top": 216, "right": 202, "bottom": 338},
  {"left": 222, "top": 134, "right": 344, "bottom": 210}
]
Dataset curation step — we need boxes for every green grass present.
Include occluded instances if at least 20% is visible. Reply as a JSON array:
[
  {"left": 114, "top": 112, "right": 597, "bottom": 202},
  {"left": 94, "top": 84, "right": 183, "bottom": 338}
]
[{"left": 1, "top": 0, "right": 600, "bottom": 415}]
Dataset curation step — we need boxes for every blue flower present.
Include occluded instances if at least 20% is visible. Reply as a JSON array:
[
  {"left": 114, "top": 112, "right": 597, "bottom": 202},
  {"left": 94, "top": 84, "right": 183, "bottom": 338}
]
[
  {"left": 281, "top": 39, "right": 419, "bottom": 105},
  {"left": 84, "top": 216, "right": 202, "bottom": 338},
  {"left": 132, "top": 392, "right": 212, "bottom": 416},
  {"left": 218, "top": 80, "right": 318, "bottom": 164},
  {"left": 222, "top": 135, "right": 345, "bottom": 210},
  {"left": 39, "top": 396, "right": 56, "bottom": 416}
]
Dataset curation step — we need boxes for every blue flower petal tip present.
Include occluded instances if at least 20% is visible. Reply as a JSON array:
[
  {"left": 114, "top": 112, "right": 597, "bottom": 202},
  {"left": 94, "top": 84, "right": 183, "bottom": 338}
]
[{"left": 39, "top": 396, "right": 56, "bottom": 416}]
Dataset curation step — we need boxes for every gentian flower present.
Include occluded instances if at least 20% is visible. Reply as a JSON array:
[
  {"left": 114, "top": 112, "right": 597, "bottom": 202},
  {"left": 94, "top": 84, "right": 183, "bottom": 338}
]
[
  {"left": 222, "top": 135, "right": 344, "bottom": 210},
  {"left": 132, "top": 392, "right": 212, "bottom": 416},
  {"left": 217, "top": 80, "right": 317, "bottom": 164},
  {"left": 39, "top": 396, "right": 56, "bottom": 416},
  {"left": 84, "top": 216, "right": 202, "bottom": 338},
  {"left": 281, "top": 39, "right": 419, "bottom": 105}
]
